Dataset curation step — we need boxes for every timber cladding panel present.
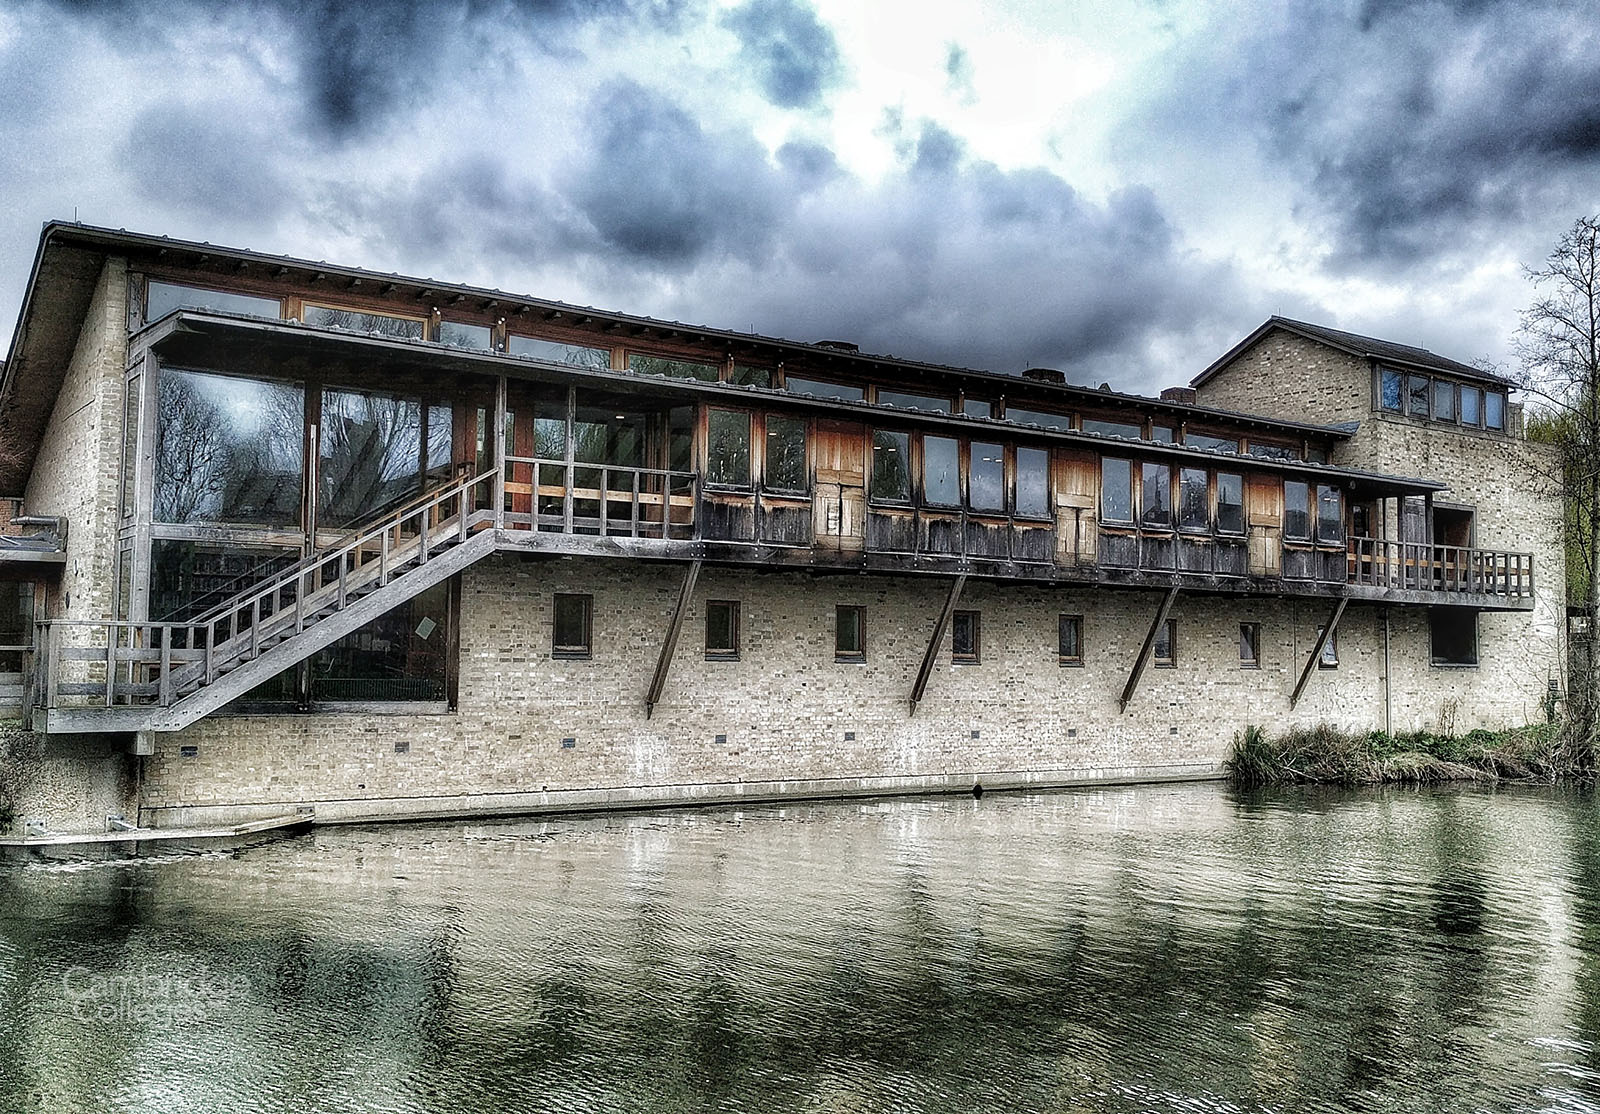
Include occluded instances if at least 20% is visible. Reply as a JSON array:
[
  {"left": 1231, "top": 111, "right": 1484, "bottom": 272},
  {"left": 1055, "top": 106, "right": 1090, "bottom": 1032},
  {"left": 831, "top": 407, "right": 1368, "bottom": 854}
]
[{"left": 137, "top": 556, "right": 1557, "bottom": 826}]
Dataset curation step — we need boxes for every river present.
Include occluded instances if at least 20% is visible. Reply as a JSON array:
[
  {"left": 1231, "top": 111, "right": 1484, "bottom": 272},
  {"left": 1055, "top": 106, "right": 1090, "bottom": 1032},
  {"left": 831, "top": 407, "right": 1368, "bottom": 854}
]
[{"left": 2, "top": 782, "right": 1598, "bottom": 1112}]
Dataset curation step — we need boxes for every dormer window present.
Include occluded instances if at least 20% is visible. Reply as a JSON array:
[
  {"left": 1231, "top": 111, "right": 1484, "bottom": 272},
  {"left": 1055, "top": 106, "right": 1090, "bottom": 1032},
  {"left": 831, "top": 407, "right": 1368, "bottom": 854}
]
[{"left": 1377, "top": 365, "right": 1509, "bottom": 435}]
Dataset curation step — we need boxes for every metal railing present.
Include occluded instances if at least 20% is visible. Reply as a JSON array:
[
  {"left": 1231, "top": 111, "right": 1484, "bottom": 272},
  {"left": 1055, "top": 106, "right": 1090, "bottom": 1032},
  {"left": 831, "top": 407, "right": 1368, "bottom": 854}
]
[{"left": 1347, "top": 538, "right": 1534, "bottom": 598}]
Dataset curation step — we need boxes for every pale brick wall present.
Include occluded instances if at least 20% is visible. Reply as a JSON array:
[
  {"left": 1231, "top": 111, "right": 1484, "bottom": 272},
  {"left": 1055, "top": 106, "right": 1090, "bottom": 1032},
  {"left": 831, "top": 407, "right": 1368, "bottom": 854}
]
[
  {"left": 137, "top": 556, "right": 1545, "bottom": 826},
  {"left": 22, "top": 257, "right": 128, "bottom": 620},
  {"left": 1195, "top": 328, "right": 1565, "bottom": 729}
]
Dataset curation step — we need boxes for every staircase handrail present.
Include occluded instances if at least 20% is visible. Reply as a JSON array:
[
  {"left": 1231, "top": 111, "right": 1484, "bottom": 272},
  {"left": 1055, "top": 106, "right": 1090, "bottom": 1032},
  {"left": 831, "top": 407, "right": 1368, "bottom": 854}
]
[{"left": 185, "top": 469, "right": 496, "bottom": 639}]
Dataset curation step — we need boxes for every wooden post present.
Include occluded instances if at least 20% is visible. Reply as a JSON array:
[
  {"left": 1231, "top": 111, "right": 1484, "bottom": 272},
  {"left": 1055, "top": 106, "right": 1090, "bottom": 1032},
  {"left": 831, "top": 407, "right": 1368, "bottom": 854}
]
[
  {"left": 1119, "top": 587, "right": 1179, "bottom": 713},
  {"left": 908, "top": 574, "right": 967, "bottom": 716},
  {"left": 493, "top": 376, "right": 507, "bottom": 531},
  {"left": 645, "top": 560, "right": 702, "bottom": 717},
  {"left": 1290, "top": 597, "right": 1348, "bottom": 708},
  {"left": 563, "top": 385, "right": 577, "bottom": 534}
]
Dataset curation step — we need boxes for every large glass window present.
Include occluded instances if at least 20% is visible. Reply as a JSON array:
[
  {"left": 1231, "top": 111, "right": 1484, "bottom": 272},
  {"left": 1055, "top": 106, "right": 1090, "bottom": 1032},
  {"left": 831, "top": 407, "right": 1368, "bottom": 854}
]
[
  {"left": 1216, "top": 473, "right": 1244, "bottom": 534},
  {"left": 1081, "top": 418, "right": 1142, "bottom": 440},
  {"left": 871, "top": 431, "right": 911, "bottom": 501},
  {"left": 313, "top": 581, "right": 450, "bottom": 702},
  {"left": 1178, "top": 468, "right": 1208, "bottom": 532},
  {"left": 1005, "top": 407, "right": 1072, "bottom": 431},
  {"left": 1433, "top": 379, "right": 1455, "bottom": 422},
  {"left": 630, "top": 353, "right": 720, "bottom": 381},
  {"left": 1460, "top": 385, "right": 1482, "bottom": 426},
  {"left": 320, "top": 389, "right": 423, "bottom": 528},
  {"left": 120, "top": 376, "right": 139, "bottom": 520},
  {"left": 969, "top": 442, "right": 1005, "bottom": 512},
  {"left": 1316, "top": 485, "right": 1344, "bottom": 543},
  {"left": 146, "top": 281, "right": 281, "bottom": 324},
  {"left": 425, "top": 404, "right": 453, "bottom": 486},
  {"left": 1284, "top": 480, "right": 1311, "bottom": 540},
  {"left": 1140, "top": 462, "right": 1171, "bottom": 528},
  {"left": 1101, "top": 458, "right": 1133, "bottom": 523},
  {"left": 1379, "top": 368, "right": 1404, "bottom": 412},
  {"left": 786, "top": 376, "right": 865, "bottom": 402},
  {"left": 1407, "top": 374, "right": 1430, "bottom": 418},
  {"left": 1485, "top": 390, "right": 1506, "bottom": 431},
  {"left": 706, "top": 409, "right": 752, "bottom": 486},
  {"left": 878, "top": 389, "right": 950, "bottom": 413},
  {"left": 438, "top": 321, "right": 492, "bottom": 350},
  {"left": 303, "top": 305, "right": 424, "bottom": 340},
  {"left": 923, "top": 436, "right": 960, "bottom": 506},
  {"left": 155, "top": 369, "right": 304, "bottom": 527},
  {"left": 1015, "top": 447, "right": 1049, "bottom": 518},
  {"left": 508, "top": 335, "right": 612, "bottom": 369},
  {"left": 764, "top": 415, "right": 807, "bottom": 492}
]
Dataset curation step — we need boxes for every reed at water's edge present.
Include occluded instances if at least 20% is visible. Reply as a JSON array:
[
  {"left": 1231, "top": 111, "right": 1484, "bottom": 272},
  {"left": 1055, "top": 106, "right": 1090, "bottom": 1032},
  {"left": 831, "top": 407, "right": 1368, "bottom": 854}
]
[{"left": 1226, "top": 722, "right": 1589, "bottom": 786}]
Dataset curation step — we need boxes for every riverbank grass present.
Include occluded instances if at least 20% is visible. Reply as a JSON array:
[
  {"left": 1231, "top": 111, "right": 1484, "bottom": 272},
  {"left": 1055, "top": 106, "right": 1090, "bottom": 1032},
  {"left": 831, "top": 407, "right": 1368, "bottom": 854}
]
[{"left": 1228, "top": 722, "right": 1569, "bottom": 786}]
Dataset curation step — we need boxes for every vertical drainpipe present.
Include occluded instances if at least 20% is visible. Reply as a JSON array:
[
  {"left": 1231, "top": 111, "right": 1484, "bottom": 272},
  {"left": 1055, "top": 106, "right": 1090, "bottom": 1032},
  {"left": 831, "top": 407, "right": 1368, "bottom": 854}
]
[{"left": 1382, "top": 608, "right": 1392, "bottom": 736}]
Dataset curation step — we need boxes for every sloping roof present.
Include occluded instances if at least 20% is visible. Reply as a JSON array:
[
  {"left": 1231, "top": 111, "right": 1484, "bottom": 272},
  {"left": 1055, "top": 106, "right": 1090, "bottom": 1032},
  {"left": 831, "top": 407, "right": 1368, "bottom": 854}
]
[{"left": 1191, "top": 316, "right": 1516, "bottom": 389}]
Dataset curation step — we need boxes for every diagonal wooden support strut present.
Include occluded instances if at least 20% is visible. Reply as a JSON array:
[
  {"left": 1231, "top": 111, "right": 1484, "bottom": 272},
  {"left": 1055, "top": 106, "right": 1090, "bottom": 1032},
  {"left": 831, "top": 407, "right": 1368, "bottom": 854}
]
[
  {"left": 908, "top": 574, "right": 967, "bottom": 716},
  {"left": 1120, "top": 587, "right": 1179, "bottom": 713},
  {"left": 1290, "top": 596, "right": 1348, "bottom": 708},
  {"left": 645, "top": 559, "right": 702, "bottom": 718}
]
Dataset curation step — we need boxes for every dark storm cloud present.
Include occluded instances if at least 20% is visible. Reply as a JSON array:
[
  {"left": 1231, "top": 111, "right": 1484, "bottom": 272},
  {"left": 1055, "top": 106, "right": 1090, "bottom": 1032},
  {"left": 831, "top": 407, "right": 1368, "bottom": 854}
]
[
  {"left": 119, "top": 105, "right": 294, "bottom": 224},
  {"left": 1140, "top": 0, "right": 1600, "bottom": 266},
  {"left": 29, "top": 0, "right": 699, "bottom": 139},
  {"left": 720, "top": 0, "right": 843, "bottom": 110},
  {"left": 567, "top": 80, "right": 793, "bottom": 264}
]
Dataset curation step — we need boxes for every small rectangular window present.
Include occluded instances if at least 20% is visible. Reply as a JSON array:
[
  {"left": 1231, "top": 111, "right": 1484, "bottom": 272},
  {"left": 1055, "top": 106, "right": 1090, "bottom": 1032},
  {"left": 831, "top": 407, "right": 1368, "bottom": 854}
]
[
  {"left": 706, "top": 600, "right": 740, "bottom": 660},
  {"left": 962, "top": 398, "right": 993, "bottom": 418},
  {"left": 835, "top": 605, "right": 865, "bottom": 662},
  {"left": 764, "top": 414, "right": 808, "bottom": 491},
  {"left": 1485, "top": 390, "right": 1506, "bottom": 431},
  {"left": 878, "top": 388, "right": 951, "bottom": 413},
  {"left": 786, "top": 376, "right": 865, "bottom": 402},
  {"left": 1153, "top": 618, "right": 1176, "bottom": 666},
  {"left": 1407, "top": 374, "right": 1431, "bottom": 418},
  {"left": 508, "top": 335, "right": 612, "bottom": 369},
  {"left": 1101, "top": 458, "right": 1133, "bottom": 523},
  {"left": 1430, "top": 608, "right": 1478, "bottom": 666},
  {"left": 952, "top": 610, "right": 980, "bottom": 663},
  {"left": 1082, "top": 418, "right": 1142, "bottom": 440},
  {"left": 730, "top": 364, "right": 772, "bottom": 386},
  {"left": 1216, "top": 472, "right": 1244, "bottom": 535},
  {"left": 146, "top": 280, "right": 281, "bottom": 323},
  {"left": 1379, "top": 367, "right": 1404, "bottom": 412},
  {"left": 1058, "top": 614, "right": 1083, "bottom": 666},
  {"left": 968, "top": 441, "right": 1005, "bottom": 512},
  {"left": 303, "top": 304, "right": 424, "bottom": 339},
  {"left": 1316, "top": 485, "right": 1344, "bottom": 544},
  {"left": 924, "top": 435, "right": 961, "bottom": 506},
  {"left": 1317, "top": 625, "right": 1338, "bottom": 669},
  {"left": 1284, "top": 481, "right": 1311, "bottom": 541},
  {"left": 1150, "top": 424, "right": 1175, "bottom": 443},
  {"left": 871, "top": 430, "right": 911, "bottom": 501},
  {"left": 707, "top": 409, "right": 752, "bottom": 486},
  {"left": 1015, "top": 446, "right": 1049, "bottom": 518},
  {"left": 1239, "top": 622, "right": 1260, "bottom": 667},
  {"left": 1186, "top": 433, "right": 1239, "bottom": 454},
  {"left": 1460, "top": 386, "right": 1482, "bottom": 426},
  {"left": 630, "top": 353, "right": 720, "bottom": 381},
  {"left": 552, "top": 593, "right": 592, "bottom": 659},
  {"left": 1248, "top": 441, "right": 1299, "bottom": 461},
  {"left": 1178, "top": 467, "right": 1209, "bottom": 532},
  {"left": 1140, "top": 462, "right": 1172, "bottom": 528},
  {"left": 1433, "top": 379, "right": 1456, "bottom": 422},
  {"left": 438, "top": 321, "right": 492, "bottom": 350}
]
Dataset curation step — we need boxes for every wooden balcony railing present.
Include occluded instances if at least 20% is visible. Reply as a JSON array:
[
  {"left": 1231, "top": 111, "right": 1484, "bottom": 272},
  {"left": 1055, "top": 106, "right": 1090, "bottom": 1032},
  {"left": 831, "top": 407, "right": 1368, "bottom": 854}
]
[
  {"left": 502, "top": 456, "right": 697, "bottom": 540},
  {"left": 1347, "top": 538, "right": 1533, "bottom": 599}
]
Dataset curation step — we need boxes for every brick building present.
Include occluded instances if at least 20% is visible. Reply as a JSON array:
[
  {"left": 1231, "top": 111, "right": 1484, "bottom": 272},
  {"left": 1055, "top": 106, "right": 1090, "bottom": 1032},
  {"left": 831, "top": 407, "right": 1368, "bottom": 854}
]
[{"left": 0, "top": 224, "right": 1564, "bottom": 832}]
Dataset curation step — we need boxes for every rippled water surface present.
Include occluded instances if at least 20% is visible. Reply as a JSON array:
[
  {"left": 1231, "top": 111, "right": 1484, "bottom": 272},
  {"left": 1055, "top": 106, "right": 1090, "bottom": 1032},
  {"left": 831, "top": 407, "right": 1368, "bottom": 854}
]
[{"left": 4, "top": 783, "right": 1600, "bottom": 1112}]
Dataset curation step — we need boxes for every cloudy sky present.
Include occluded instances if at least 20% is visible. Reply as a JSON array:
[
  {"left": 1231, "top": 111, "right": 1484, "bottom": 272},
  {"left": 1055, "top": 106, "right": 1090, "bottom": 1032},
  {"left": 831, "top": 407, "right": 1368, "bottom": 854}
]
[{"left": 1, "top": 0, "right": 1596, "bottom": 393}]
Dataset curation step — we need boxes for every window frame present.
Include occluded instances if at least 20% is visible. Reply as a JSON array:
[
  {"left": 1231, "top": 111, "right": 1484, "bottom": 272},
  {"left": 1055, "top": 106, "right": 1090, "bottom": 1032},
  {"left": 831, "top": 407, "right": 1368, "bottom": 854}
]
[
  {"left": 951, "top": 610, "right": 981, "bottom": 664},
  {"left": 705, "top": 408, "right": 754, "bottom": 489},
  {"left": 834, "top": 605, "right": 866, "bottom": 663},
  {"left": 1058, "top": 614, "right": 1084, "bottom": 667},
  {"left": 1100, "top": 457, "right": 1134, "bottom": 525},
  {"left": 1317, "top": 625, "right": 1339, "bottom": 669},
  {"left": 762, "top": 413, "right": 809, "bottom": 494},
  {"left": 1239, "top": 622, "right": 1260, "bottom": 668},
  {"left": 1284, "top": 480, "right": 1312, "bottom": 542},
  {"left": 705, "top": 600, "right": 741, "bottom": 661},
  {"left": 869, "top": 429, "right": 913, "bottom": 504},
  {"left": 1153, "top": 618, "right": 1177, "bottom": 667},
  {"left": 551, "top": 593, "right": 593, "bottom": 660}
]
